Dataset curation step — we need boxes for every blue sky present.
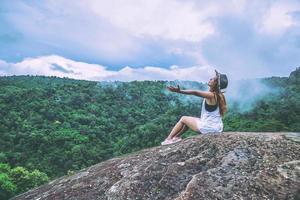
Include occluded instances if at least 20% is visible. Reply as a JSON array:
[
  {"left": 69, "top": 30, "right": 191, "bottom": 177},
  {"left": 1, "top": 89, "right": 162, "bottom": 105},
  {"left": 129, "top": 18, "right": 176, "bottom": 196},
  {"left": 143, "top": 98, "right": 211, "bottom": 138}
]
[{"left": 0, "top": 0, "right": 300, "bottom": 82}]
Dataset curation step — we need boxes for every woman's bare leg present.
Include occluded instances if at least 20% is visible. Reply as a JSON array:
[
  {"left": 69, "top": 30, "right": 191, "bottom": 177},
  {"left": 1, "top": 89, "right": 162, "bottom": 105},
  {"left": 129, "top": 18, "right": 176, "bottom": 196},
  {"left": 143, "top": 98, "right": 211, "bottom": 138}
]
[
  {"left": 167, "top": 116, "right": 200, "bottom": 139},
  {"left": 166, "top": 120, "right": 184, "bottom": 139},
  {"left": 173, "top": 124, "right": 188, "bottom": 138}
]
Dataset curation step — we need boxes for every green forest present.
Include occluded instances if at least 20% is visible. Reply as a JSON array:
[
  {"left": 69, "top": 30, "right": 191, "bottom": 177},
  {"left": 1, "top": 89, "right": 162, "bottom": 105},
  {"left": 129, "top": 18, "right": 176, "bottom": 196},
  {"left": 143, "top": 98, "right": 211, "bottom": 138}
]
[{"left": 1, "top": 68, "right": 299, "bottom": 199}]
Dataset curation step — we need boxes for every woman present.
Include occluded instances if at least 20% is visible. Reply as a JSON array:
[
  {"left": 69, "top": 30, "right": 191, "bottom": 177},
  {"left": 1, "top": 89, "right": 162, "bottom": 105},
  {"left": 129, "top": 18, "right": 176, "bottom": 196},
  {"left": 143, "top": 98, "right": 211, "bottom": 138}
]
[{"left": 161, "top": 70, "right": 228, "bottom": 145}]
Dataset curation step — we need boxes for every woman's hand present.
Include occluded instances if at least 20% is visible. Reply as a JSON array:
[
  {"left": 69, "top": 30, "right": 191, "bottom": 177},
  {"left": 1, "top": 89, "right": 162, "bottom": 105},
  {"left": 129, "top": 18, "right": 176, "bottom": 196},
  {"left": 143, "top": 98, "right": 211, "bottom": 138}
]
[{"left": 167, "top": 85, "right": 181, "bottom": 93}]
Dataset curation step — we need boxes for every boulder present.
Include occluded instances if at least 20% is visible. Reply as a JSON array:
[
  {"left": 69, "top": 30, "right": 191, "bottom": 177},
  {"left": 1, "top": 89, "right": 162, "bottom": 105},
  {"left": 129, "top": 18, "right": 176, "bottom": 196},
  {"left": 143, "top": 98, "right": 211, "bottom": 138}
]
[{"left": 11, "top": 132, "right": 300, "bottom": 200}]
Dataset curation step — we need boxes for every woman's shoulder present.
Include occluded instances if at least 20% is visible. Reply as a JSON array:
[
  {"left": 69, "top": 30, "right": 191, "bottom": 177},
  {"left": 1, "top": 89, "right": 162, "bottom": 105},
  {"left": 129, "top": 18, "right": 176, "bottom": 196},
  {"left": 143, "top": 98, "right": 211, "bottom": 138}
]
[{"left": 205, "top": 92, "right": 218, "bottom": 105}]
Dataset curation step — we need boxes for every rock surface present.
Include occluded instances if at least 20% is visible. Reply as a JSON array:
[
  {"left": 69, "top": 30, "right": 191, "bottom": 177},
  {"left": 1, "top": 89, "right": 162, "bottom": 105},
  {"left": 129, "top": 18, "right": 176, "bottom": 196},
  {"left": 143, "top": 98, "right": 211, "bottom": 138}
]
[{"left": 11, "top": 132, "right": 300, "bottom": 200}]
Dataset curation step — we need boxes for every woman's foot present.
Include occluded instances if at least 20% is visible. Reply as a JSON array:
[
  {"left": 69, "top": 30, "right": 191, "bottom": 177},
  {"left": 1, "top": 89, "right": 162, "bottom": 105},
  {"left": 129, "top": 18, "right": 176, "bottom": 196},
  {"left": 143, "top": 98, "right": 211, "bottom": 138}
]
[
  {"left": 161, "top": 138, "right": 174, "bottom": 145},
  {"left": 173, "top": 136, "right": 182, "bottom": 140},
  {"left": 161, "top": 136, "right": 182, "bottom": 145},
  {"left": 171, "top": 136, "right": 182, "bottom": 143}
]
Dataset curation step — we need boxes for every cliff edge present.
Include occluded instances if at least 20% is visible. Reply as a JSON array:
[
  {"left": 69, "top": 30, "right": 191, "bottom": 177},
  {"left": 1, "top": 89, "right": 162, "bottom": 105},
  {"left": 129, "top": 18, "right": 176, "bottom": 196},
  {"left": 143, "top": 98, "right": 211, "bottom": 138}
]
[{"left": 11, "top": 132, "right": 300, "bottom": 200}]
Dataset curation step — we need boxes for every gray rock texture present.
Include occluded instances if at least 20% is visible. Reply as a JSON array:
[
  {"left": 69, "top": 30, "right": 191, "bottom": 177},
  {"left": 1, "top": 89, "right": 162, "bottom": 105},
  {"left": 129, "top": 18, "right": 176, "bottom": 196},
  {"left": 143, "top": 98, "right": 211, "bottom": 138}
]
[{"left": 11, "top": 132, "right": 300, "bottom": 200}]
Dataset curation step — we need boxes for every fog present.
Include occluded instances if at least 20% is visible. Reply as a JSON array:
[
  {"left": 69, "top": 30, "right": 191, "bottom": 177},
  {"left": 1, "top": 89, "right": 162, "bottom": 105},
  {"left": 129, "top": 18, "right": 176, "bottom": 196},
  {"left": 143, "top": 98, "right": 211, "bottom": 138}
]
[
  {"left": 225, "top": 78, "right": 281, "bottom": 112},
  {"left": 97, "top": 77, "right": 281, "bottom": 113},
  {"left": 164, "top": 78, "right": 281, "bottom": 113}
]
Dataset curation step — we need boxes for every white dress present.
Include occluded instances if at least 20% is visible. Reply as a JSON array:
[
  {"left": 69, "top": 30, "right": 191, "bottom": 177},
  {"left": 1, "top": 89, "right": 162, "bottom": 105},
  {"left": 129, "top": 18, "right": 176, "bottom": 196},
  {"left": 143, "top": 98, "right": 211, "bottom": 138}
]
[{"left": 196, "top": 99, "right": 223, "bottom": 134}]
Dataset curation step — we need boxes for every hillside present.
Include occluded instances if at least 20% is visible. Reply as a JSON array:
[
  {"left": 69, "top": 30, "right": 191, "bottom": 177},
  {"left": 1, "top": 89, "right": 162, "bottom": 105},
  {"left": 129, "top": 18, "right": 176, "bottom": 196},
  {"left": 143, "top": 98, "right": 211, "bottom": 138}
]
[
  {"left": 0, "top": 68, "right": 299, "bottom": 198},
  {"left": 11, "top": 132, "right": 300, "bottom": 200}
]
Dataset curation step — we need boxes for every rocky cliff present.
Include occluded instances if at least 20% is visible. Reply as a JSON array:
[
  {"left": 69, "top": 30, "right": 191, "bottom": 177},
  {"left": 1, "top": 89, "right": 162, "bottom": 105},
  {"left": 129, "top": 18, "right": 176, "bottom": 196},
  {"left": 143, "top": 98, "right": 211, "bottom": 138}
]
[{"left": 11, "top": 132, "right": 300, "bottom": 200}]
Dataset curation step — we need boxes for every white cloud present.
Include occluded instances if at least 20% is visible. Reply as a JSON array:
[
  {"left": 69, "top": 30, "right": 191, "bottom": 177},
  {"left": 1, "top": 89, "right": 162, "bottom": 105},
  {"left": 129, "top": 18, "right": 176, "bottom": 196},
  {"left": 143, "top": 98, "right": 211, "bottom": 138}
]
[
  {"left": 258, "top": 1, "right": 300, "bottom": 35},
  {"left": 6, "top": 1, "right": 142, "bottom": 61},
  {"left": 0, "top": 55, "right": 215, "bottom": 82},
  {"left": 2, "top": 0, "right": 300, "bottom": 79},
  {"left": 0, "top": 60, "right": 10, "bottom": 76},
  {"left": 100, "top": 64, "right": 214, "bottom": 82},
  {"left": 12, "top": 55, "right": 115, "bottom": 81},
  {"left": 83, "top": 0, "right": 217, "bottom": 42}
]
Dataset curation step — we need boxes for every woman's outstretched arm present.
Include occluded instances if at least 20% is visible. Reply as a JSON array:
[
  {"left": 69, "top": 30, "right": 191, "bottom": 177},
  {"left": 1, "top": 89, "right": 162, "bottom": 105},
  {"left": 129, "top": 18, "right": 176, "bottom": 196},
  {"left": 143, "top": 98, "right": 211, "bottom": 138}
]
[
  {"left": 167, "top": 85, "right": 214, "bottom": 98},
  {"left": 179, "top": 90, "right": 214, "bottom": 98}
]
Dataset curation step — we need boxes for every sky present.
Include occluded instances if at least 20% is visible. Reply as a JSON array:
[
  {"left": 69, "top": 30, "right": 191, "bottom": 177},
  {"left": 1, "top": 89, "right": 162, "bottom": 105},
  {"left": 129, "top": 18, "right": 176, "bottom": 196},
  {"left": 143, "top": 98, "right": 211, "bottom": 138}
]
[{"left": 0, "top": 0, "right": 300, "bottom": 82}]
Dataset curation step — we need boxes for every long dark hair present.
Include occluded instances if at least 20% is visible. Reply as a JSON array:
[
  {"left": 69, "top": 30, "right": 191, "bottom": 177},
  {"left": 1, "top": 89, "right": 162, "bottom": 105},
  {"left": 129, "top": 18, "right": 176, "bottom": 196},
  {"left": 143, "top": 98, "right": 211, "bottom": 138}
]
[
  {"left": 211, "top": 80, "right": 227, "bottom": 117},
  {"left": 216, "top": 91, "right": 227, "bottom": 117}
]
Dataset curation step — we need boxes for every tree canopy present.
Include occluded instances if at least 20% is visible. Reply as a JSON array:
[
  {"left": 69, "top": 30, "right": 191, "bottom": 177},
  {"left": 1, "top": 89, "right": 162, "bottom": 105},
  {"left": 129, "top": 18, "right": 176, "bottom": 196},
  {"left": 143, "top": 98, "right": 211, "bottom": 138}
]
[{"left": 0, "top": 67, "right": 299, "bottom": 199}]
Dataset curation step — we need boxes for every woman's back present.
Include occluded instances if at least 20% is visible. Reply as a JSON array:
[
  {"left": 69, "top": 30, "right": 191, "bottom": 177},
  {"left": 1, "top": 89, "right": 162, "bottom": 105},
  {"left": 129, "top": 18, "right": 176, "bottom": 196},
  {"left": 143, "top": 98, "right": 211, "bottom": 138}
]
[
  {"left": 201, "top": 98, "right": 222, "bottom": 122},
  {"left": 198, "top": 94, "right": 223, "bottom": 134}
]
